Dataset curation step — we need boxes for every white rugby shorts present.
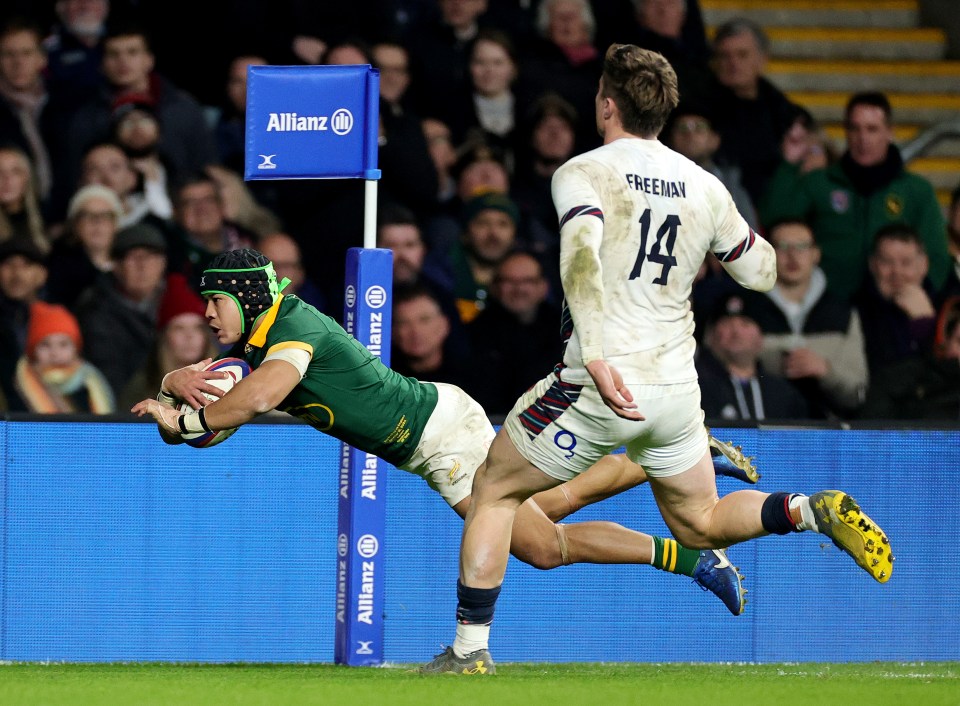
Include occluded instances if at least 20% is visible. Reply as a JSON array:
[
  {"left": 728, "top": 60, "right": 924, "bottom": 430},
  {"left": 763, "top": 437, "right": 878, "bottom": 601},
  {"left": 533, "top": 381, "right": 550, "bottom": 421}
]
[
  {"left": 502, "top": 372, "right": 708, "bottom": 481},
  {"left": 397, "top": 382, "right": 495, "bottom": 506}
]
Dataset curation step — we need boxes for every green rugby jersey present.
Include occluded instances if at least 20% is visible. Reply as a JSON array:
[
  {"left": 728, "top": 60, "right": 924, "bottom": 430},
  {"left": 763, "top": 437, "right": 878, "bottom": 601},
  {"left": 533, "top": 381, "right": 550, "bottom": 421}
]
[{"left": 228, "top": 295, "right": 439, "bottom": 465}]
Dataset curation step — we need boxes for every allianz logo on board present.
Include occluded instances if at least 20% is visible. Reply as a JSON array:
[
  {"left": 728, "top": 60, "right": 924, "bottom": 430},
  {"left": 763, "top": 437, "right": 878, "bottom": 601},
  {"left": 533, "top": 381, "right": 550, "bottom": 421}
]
[{"left": 265, "top": 109, "right": 354, "bottom": 135}]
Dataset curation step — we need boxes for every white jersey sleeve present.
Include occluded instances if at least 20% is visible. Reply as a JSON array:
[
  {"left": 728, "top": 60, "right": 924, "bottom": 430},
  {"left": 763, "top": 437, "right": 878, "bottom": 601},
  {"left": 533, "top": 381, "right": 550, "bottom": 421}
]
[{"left": 551, "top": 138, "right": 775, "bottom": 385}]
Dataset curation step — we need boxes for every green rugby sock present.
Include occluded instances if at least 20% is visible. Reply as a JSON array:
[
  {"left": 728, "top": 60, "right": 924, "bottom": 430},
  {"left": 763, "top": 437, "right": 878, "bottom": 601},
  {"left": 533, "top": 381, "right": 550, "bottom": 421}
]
[{"left": 650, "top": 536, "right": 700, "bottom": 577}]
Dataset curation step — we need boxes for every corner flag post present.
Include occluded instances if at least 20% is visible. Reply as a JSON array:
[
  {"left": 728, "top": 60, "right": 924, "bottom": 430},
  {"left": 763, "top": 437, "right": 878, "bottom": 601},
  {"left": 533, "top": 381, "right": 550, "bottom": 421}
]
[{"left": 244, "top": 64, "right": 391, "bottom": 666}]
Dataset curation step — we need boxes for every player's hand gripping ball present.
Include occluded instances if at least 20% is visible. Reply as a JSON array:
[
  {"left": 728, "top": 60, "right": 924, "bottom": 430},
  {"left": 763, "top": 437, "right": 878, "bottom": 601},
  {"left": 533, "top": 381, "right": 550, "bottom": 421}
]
[{"left": 180, "top": 357, "right": 251, "bottom": 448}]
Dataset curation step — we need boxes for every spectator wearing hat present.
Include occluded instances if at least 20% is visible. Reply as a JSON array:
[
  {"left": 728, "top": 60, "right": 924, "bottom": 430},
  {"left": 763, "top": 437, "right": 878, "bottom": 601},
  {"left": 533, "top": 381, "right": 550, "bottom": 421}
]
[
  {"left": 64, "top": 20, "right": 216, "bottom": 197},
  {"left": 119, "top": 272, "right": 218, "bottom": 410},
  {"left": 13, "top": 300, "right": 114, "bottom": 413},
  {"left": 0, "top": 237, "right": 47, "bottom": 410},
  {"left": 426, "top": 191, "right": 520, "bottom": 324},
  {"left": 45, "top": 184, "right": 122, "bottom": 306},
  {"left": 664, "top": 103, "right": 757, "bottom": 229},
  {"left": 110, "top": 98, "right": 178, "bottom": 204},
  {"left": 697, "top": 292, "right": 809, "bottom": 420},
  {"left": 745, "top": 220, "right": 868, "bottom": 418},
  {"left": 74, "top": 221, "right": 169, "bottom": 396}
]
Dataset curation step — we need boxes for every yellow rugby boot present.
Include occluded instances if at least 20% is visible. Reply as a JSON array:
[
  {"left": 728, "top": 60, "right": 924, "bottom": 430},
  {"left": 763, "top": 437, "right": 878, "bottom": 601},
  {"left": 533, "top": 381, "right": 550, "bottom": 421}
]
[{"left": 809, "top": 490, "right": 894, "bottom": 583}]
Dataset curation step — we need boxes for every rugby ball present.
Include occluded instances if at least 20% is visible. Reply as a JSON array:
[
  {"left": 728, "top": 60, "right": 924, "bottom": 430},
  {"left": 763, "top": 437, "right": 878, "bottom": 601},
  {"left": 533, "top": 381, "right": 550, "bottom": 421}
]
[{"left": 179, "top": 357, "right": 251, "bottom": 448}]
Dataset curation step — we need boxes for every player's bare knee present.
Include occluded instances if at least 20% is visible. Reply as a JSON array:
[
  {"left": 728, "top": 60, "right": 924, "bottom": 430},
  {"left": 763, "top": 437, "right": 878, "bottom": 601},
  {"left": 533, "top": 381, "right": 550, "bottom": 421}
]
[
  {"left": 511, "top": 539, "right": 563, "bottom": 571},
  {"left": 669, "top": 517, "right": 720, "bottom": 549}
]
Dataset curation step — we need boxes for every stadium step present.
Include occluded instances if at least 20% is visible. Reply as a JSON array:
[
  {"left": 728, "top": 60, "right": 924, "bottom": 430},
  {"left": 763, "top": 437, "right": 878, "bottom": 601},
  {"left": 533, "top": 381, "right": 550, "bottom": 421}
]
[
  {"left": 766, "top": 27, "right": 946, "bottom": 61},
  {"left": 789, "top": 92, "right": 960, "bottom": 125},
  {"left": 701, "top": 0, "right": 919, "bottom": 29},
  {"left": 769, "top": 60, "right": 960, "bottom": 94}
]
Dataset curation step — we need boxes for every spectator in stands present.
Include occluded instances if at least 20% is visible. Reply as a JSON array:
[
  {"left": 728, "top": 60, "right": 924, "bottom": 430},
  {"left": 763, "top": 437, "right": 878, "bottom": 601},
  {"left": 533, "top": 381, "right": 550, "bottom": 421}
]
[
  {"left": 14, "top": 300, "right": 114, "bottom": 413},
  {"left": 44, "top": 0, "right": 110, "bottom": 110},
  {"left": 522, "top": 0, "right": 603, "bottom": 152},
  {"left": 746, "top": 220, "right": 868, "bottom": 417},
  {"left": 631, "top": 0, "right": 713, "bottom": 102},
  {"left": 709, "top": 18, "right": 798, "bottom": 204},
  {"left": 422, "top": 117, "right": 459, "bottom": 206},
  {"left": 861, "top": 295, "right": 960, "bottom": 420},
  {"left": 80, "top": 141, "right": 173, "bottom": 227},
  {"left": 66, "top": 21, "right": 216, "bottom": 193},
  {"left": 109, "top": 99, "right": 175, "bottom": 201},
  {"left": 698, "top": 292, "right": 809, "bottom": 420},
  {"left": 0, "top": 146, "right": 49, "bottom": 253},
  {"left": 257, "top": 232, "right": 326, "bottom": 312},
  {"left": 422, "top": 147, "right": 512, "bottom": 253},
  {"left": 467, "top": 250, "right": 562, "bottom": 415},
  {"left": 119, "top": 272, "right": 217, "bottom": 410},
  {"left": 512, "top": 92, "right": 578, "bottom": 239},
  {"left": 855, "top": 223, "right": 938, "bottom": 377},
  {"left": 408, "top": 0, "right": 491, "bottom": 121},
  {"left": 376, "top": 205, "right": 468, "bottom": 356},
  {"left": 45, "top": 184, "right": 122, "bottom": 306},
  {"left": 203, "top": 165, "right": 281, "bottom": 240},
  {"left": 445, "top": 29, "right": 523, "bottom": 166},
  {"left": 762, "top": 92, "right": 949, "bottom": 302},
  {"left": 169, "top": 174, "right": 256, "bottom": 285},
  {"left": 345, "top": 40, "right": 438, "bottom": 221},
  {"left": 778, "top": 105, "right": 833, "bottom": 175},
  {"left": 939, "top": 184, "right": 960, "bottom": 299},
  {"left": 426, "top": 191, "right": 520, "bottom": 324},
  {"left": 75, "top": 221, "right": 168, "bottom": 397},
  {"left": 663, "top": 102, "right": 757, "bottom": 228},
  {"left": 0, "top": 18, "right": 68, "bottom": 207},
  {"left": 0, "top": 238, "right": 47, "bottom": 410},
  {"left": 215, "top": 54, "right": 267, "bottom": 173},
  {"left": 391, "top": 283, "right": 473, "bottom": 388}
]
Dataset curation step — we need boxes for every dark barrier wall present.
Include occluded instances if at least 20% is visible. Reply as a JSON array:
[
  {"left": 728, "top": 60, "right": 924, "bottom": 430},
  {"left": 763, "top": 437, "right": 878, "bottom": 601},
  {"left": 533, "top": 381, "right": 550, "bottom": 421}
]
[{"left": 1, "top": 420, "right": 957, "bottom": 662}]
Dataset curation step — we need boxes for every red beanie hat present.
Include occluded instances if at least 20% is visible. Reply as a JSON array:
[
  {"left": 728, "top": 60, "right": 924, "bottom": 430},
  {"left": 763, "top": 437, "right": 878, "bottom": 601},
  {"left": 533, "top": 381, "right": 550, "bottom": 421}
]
[
  {"left": 158, "top": 273, "right": 207, "bottom": 330},
  {"left": 27, "top": 302, "right": 83, "bottom": 358}
]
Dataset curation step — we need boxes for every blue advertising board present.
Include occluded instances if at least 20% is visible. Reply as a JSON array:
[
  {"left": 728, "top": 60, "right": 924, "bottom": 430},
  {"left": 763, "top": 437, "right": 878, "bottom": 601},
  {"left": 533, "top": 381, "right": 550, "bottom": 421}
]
[
  {"left": 244, "top": 65, "right": 381, "bottom": 181},
  {"left": 335, "top": 248, "right": 393, "bottom": 665}
]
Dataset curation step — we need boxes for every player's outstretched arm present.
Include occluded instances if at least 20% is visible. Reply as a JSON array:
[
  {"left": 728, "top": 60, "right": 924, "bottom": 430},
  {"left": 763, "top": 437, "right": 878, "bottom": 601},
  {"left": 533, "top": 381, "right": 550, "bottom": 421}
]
[
  {"left": 161, "top": 358, "right": 230, "bottom": 410},
  {"left": 719, "top": 233, "right": 777, "bottom": 293},
  {"left": 198, "top": 359, "right": 301, "bottom": 430}
]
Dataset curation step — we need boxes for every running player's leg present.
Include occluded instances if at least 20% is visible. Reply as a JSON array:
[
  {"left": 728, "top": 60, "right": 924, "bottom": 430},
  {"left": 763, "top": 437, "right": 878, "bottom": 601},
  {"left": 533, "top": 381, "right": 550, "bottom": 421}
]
[
  {"left": 647, "top": 449, "right": 894, "bottom": 583},
  {"left": 531, "top": 454, "right": 645, "bottom": 521}
]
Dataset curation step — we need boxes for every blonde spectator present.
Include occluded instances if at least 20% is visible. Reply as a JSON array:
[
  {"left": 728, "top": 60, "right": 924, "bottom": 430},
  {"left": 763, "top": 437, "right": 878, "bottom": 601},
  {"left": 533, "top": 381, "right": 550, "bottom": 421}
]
[{"left": 0, "top": 146, "right": 48, "bottom": 254}]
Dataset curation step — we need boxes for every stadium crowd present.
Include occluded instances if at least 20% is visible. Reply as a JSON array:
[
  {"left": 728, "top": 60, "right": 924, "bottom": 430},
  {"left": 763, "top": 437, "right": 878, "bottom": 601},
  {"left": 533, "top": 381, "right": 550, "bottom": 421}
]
[{"left": 1, "top": 0, "right": 959, "bottom": 421}]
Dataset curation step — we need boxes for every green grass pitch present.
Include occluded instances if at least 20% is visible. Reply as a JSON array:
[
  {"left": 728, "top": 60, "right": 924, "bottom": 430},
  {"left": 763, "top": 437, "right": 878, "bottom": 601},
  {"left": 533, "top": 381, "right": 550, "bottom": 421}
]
[{"left": 0, "top": 662, "right": 957, "bottom": 706}]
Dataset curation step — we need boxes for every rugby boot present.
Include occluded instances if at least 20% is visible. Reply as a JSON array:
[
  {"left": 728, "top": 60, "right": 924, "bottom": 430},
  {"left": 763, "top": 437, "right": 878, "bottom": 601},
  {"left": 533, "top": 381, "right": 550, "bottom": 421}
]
[
  {"left": 708, "top": 430, "right": 760, "bottom": 484},
  {"left": 691, "top": 548, "right": 746, "bottom": 616},
  {"left": 420, "top": 646, "right": 496, "bottom": 675},
  {"left": 808, "top": 490, "right": 894, "bottom": 583}
]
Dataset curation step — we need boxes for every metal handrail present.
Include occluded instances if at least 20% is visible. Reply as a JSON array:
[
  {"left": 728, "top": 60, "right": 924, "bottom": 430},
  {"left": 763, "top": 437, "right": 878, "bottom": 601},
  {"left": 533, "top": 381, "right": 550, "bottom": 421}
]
[{"left": 900, "top": 117, "right": 960, "bottom": 161}]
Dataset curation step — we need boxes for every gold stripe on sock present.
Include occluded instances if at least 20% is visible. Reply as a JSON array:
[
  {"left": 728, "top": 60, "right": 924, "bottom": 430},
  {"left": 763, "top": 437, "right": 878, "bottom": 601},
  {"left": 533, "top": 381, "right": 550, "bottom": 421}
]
[{"left": 667, "top": 539, "right": 678, "bottom": 573}]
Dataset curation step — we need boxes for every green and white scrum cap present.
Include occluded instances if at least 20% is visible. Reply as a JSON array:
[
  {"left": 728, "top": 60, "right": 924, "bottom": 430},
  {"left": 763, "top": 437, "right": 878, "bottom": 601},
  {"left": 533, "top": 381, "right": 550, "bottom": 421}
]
[{"left": 200, "top": 248, "right": 290, "bottom": 334}]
